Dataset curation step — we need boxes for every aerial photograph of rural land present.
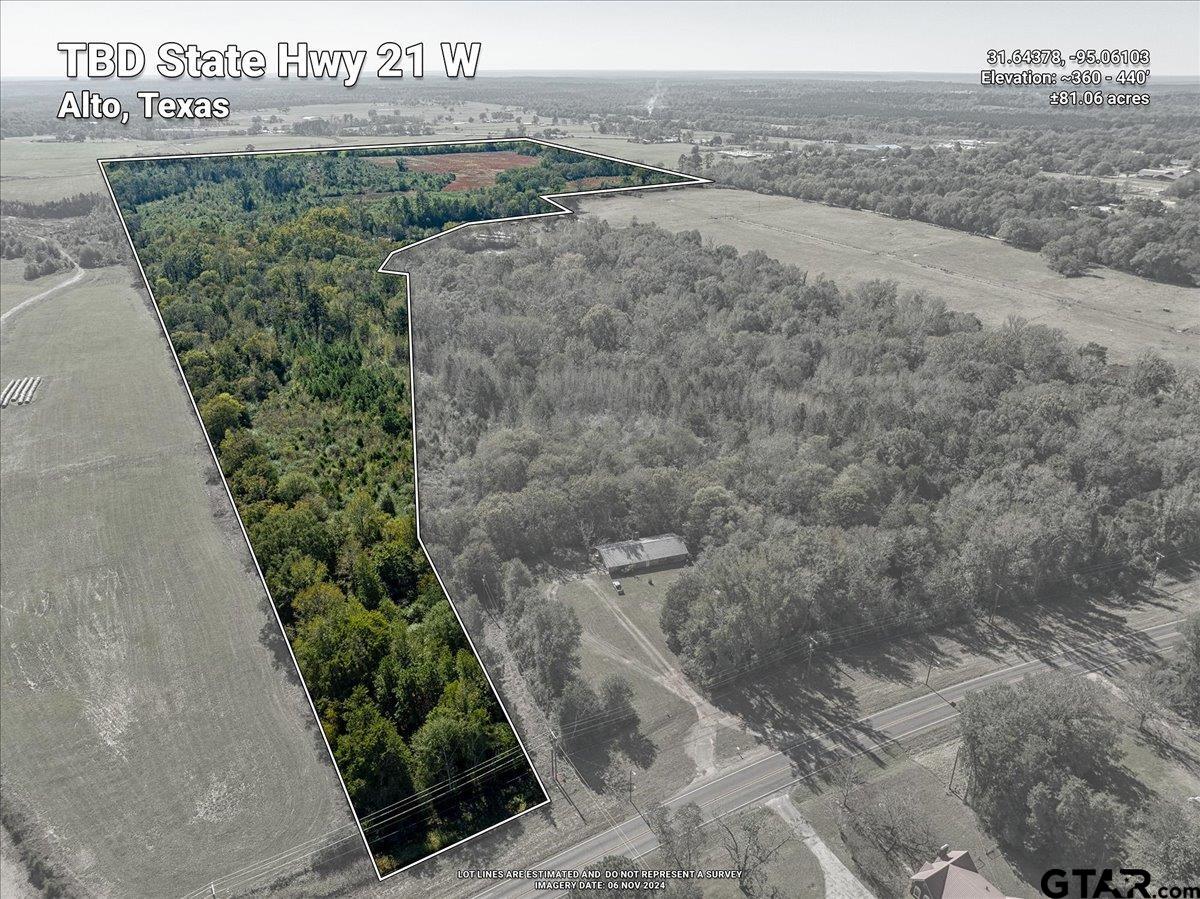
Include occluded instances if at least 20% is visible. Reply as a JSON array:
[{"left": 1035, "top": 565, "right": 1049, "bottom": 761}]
[{"left": 0, "top": 2, "right": 1197, "bottom": 898}]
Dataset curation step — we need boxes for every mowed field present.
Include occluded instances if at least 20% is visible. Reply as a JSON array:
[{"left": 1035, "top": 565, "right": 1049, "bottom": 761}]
[
  {"left": 551, "top": 568, "right": 755, "bottom": 794},
  {"left": 0, "top": 264, "right": 364, "bottom": 896},
  {"left": 0, "top": 257, "right": 79, "bottom": 316},
  {"left": 577, "top": 188, "right": 1199, "bottom": 367}
]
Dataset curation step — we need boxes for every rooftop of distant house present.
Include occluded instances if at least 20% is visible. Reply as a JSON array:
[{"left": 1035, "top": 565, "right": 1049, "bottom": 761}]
[{"left": 909, "top": 848, "right": 1019, "bottom": 899}]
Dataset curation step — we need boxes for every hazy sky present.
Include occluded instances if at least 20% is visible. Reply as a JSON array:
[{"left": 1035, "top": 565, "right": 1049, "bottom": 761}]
[{"left": 2, "top": 0, "right": 1197, "bottom": 78}]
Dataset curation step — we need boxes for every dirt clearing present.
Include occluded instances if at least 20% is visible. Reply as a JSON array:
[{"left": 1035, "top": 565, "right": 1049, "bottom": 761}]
[{"left": 383, "top": 150, "right": 541, "bottom": 190}]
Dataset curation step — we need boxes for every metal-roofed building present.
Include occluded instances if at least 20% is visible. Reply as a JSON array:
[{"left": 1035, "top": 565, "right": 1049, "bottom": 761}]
[
  {"left": 595, "top": 534, "right": 690, "bottom": 576},
  {"left": 1137, "top": 166, "right": 1193, "bottom": 181}
]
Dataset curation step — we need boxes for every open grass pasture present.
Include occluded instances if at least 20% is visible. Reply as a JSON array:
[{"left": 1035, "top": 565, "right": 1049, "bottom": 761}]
[
  {"left": 0, "top": 257, "right": 77, "bottom": 316},
  {"left": 0, "top": 265, "right": 360, "bottom": 896},
  {"left": 578, "top": 188, "right": 1199, "bottom": 367}
]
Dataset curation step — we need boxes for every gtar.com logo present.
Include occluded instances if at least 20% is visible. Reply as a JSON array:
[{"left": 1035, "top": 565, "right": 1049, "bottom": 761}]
[{"left": 1041, "top": 868, "right": 1199, "bottom": 898}]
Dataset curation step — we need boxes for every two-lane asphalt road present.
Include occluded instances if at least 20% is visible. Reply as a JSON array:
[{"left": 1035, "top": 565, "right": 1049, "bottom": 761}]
[{"left": 473, "top": 618, "right": 1185, "bottom": 898}]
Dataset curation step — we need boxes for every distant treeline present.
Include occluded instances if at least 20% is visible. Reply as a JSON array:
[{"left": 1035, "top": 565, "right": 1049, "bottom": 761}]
[
  {"left": 412, "top": 77, "right": 1200, "bottom": 151},
  {"left": 687, "top": 145, "right": 1200, "bottom": 284},
  {"left": 407, "top": 221, "right": 1200, "bottom": 688},
  {"left": 8, "top": 76, "right": 1197, "bottom": 156},
  {"left": 2, "top": 193, "right": 130, "bottom": 273},
  {"left": 349, "top": 140, "right": 529, "bottom": 158},
  {"left": 1, "top": 192, "right": 107, "bottom": 219}
]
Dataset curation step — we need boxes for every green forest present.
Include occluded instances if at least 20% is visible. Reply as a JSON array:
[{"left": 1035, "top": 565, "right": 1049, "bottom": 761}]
[
  {"left": 404, "top": 221, "right": 1200, "bottom": 689},
  {"left": 104, "top": 143, "right": 678, "bottom": 872}
]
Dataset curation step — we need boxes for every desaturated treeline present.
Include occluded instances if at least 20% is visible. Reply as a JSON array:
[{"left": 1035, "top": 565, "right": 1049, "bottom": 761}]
[
  {"left": 103, "top": 143, "right": 672, "bottom": 871},
  {"left": 685, "top": 145, "right": 1200, "bottom": 284},
  {"left": 6, "top": 76, "right": 1197, "bottom": 157},
  {"left": 0, "top": 192, "right": 110, "bottom": 219},
  {"left": 408, "top": 220, "right": 1200, "bottom": 688},
  {"left": 960, "top": 624, "right": 1200, "bottom": 879},
  {"left": 1, "top": 193, "right": 129, "bottom": 274},
  {"left": 417, "top": 78, "right": 1200, "bottom": 152},
  {"left": 1, "top": 232, "right": 73, "bottom": 279}
]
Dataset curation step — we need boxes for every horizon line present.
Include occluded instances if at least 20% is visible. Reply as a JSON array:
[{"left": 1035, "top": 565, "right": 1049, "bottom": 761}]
[{"left": 3, "top": 69, "right": 1198, "bottom": 81}]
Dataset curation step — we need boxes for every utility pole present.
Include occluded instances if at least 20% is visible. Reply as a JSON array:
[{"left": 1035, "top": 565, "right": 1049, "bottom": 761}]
[
  {"left": 949, "top": 744, "right": 962, "bottom": 796},
  {"left": 628, "top": 768, "right": 634, "bottom": 803},
  {"left": 548, "top": 729, "right": 587, "bottom": 824},
  {"left": 925, "top": 657, "right": 938, "bottom": 687}
]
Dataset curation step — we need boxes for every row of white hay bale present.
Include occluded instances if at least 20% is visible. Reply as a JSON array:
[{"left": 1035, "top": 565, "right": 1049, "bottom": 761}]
[{"left": 0, "top": 376, "right": 41, "bottom": 408}]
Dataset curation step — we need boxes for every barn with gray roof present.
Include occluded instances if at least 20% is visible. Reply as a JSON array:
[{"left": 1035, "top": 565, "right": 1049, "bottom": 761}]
[{"left": 595, "top": 534, "right": 690, "bottom": 576}]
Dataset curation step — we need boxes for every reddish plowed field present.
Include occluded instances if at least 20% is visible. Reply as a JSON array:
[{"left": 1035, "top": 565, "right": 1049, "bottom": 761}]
[{"left": 375, "top": 151, "right": 541, "bottom": 190}]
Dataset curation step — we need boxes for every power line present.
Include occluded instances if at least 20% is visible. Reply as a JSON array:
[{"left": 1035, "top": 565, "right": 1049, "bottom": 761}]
[
  {"left": 182, "top": 557, "right": 1194, "bottom": 895},
  {"left": 192, "top": 616, "right": 1189, "bottom": 897}
]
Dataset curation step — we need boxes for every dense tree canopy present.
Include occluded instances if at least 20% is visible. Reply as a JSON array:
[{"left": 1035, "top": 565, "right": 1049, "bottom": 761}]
[
  {"left": 959, "top": 674, "right": 1122, "bottom": 864},
  {"left": 407, "top": 221, "right": 1199, "bottom": 687}
]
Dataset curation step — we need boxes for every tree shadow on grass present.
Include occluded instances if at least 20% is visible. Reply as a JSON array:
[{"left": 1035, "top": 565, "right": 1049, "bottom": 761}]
[
  {"left": 953, "top": 576, "right": 1182, "bottom": 679},
  {"left": 704, "top": 657, "right": 907, "bottom": 780},
  {"left": 1135, "top": 723, "right": 1200, "bottom": 779},
  {"left": 562, "top": 718, "right": 658, "bottom": 794},
  {"left": 619, "top": 728, "right": 657, "bottom": 769},
  {"left": 252, "top": 598, "right": 341, "bottom": 767},
  {"left": 1106, "top": 759, "right": 1156, "bottom": 811},
  {"left": 1042, "top": 628, "right": 1166, "bottom": 680},
  {"left": 995, "top": 598, "right": 1136, "bottom": 656},
  {"left": 839, "top": 624, "right": 967, "bottom": 685},
  {"left": 258, "top": 606, "right": 302, "bottom": 678},
  {"left": 309, "top": 834, "right": 375, "bottom": 883},
  {"left": 565, "top": 741, "right": 617, "bottom": 794}
]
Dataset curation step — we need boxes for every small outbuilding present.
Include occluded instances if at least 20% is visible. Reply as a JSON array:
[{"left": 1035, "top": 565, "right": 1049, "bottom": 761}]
[{"left": 595, "top": 534, "right": 690, "bottom": 577}]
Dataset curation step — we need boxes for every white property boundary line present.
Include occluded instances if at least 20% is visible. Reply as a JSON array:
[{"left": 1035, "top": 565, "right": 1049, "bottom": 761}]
[{"left": 96, "top": 137, "right": 708, "bottom": 888}]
